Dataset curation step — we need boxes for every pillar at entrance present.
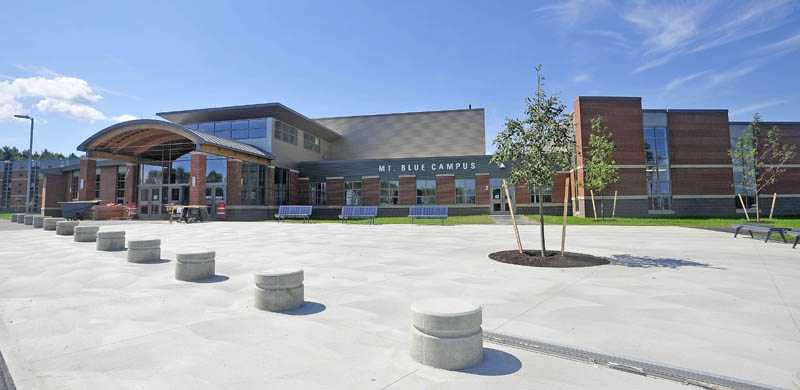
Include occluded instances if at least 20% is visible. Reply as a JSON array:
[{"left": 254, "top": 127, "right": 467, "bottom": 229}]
[
  {"left": 289, "top": 169, "right": 299, "bottom": 205},
  {"left": 189, "top": 152, "right": 207, "bottom": 206},
  {"left": 77, "top": 158, "right": 97, "bottom": 201},
  {"left": 226, "top": 159, "right": 242, "bottom": 206},
  {"left": 124, "top": 163, "right": 137, "bottom": 205}
]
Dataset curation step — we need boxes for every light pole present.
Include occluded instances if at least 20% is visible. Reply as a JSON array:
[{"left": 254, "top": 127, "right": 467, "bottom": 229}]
[{"left": 13, "top": 115, "right": 34, "bottom": 214}]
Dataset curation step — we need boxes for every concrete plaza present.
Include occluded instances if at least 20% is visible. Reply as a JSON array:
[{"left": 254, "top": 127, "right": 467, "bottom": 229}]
[{"left": 0, "top": 220, "right": 798, "bottom": 389}]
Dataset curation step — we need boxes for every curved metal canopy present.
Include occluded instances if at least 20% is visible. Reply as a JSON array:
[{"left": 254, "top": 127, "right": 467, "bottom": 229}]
[{"left": 77, "top": 119, "right": 273, "bottom": 164}]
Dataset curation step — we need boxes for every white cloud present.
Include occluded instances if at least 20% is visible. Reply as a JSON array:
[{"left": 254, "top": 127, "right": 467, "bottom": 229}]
[
  {"left": 0, "top": 73, "right": 136, "bottom": 122},
  {"left": 709, "top": 64, "right": 759, "bottom": 84},
  {"left": 534, "top": 0, "right": 610, "bottom": 25},
  {"left": 761, "top": 32, "right": 800, "bottom": 53},
  {"left": 112, "top": 114, "right": 139, "bottom": 122},
  {"left": 571, "top": 73, "right": 591, "bottom": 84},
  {"left": 665, "top": 70, "right": 710, "bottom": 90},
  {"left": 729, "top": 99, "right": 788, "bottom": 116},
  {"left": 16, "top": 64, "right": 63, "bottom": 78}
]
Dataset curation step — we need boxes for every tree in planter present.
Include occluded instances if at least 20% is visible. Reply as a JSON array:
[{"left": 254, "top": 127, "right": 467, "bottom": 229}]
[
  {"left": 492, "top": 65, "right": 574, "bottom": 257},
  {"left": 582, "top": 116, "right": 619, "bottom": 220},
  {"left": 729, "top": 113, "right": 797, "bottom": 222}
]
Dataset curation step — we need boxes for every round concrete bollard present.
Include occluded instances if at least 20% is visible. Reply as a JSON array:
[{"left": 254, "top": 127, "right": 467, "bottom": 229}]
[
  {"left": 254, "top": 268, "right": 304, "bottom": 312},
  {"left": 127, "top": 239, "right": 161, "bottom": 263},
  {"left": 175, "top": 251, "right": 215, "bottom": 281},
  {"left": 73, "top": 226, "right": 99, "bottom": 242},
  {"left": 32, "top": 216, "right": 45, "bottom": 228},
  {"left": 10, "top": 213, "right": 20, "bottom": 222},
  {"left": 43, "top": 217, "right": 64, "bottom": 231},
  {"left": 56, "top": 221, "right": 79, "bottom": 235},
  {"left": 97, "top": 231, "right": 125, "bottom": 251},
  {"left": 22, "top": 215, "right": 32, "bottom": 225},
  {"left": 410, "top": 298, "right": 483, "bottom": 370}
]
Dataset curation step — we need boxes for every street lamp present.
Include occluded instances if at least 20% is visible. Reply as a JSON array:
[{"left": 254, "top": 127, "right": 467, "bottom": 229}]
[{"left": 13, "top": 115, "right": 34, "bottom": 214}]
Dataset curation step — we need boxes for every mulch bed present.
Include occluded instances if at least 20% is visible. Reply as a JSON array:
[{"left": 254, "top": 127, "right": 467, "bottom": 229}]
[{"left": 489, "top": 250, "right": 609, "bottom": 268}]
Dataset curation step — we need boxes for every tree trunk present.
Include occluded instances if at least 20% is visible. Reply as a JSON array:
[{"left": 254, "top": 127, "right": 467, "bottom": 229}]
[
  {"left": 538, "top": 187, "right": 546, "bottom": 258},
  {"left": 600, "top": 192, "right": 605, "bottom": 221}
]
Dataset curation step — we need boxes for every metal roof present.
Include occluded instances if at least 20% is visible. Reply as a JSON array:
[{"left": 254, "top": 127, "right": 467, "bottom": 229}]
[{"left": 156, "top": 103, "right": 342, "bottom": 142}]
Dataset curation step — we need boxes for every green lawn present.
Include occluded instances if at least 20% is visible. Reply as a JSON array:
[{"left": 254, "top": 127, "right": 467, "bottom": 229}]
[
  {"left": 526, "top": 214, "right": 800, "bottom": 229},
  {"left": 0, "top": 213, "right": 9, "bottom": 220},
  {"left": 264, "top": 214, "right": 493, "bottom": 225}
]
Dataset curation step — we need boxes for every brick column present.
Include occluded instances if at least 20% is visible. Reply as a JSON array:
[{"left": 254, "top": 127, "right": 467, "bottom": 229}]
[
  {"left": 226, "top": 159, "right": 242, "bottom": 206},
  {"left": 41, "top": 174, "right": 66, "bottom": 216},
  {"left": 362, "top": 176, "right": 380, "bottom": 206},
  {"left": 475, "top": 173, "right": 490, "bottom": 205},
  {"left": 289, "top": 169, "right": 299, "bottom": 204},
  {"left": 326, "top": 177, "right": 344, "bottom": 206},
  {"left": 298, "top": 178, "right": 310, "bottom": 205},
  {"left": 77, "top": 158, "right": 97, "bottom": 201},
  {"left": 189, "top": 152, "right": 207, "bottom": 206},
  {"left": 399, "top": 175, "right": 416, "bottom": 205},
  {"left": 100, "top": 166, "right": 117, "bottom": 204},
  {"left": 124, "top": 164, "right": 137, "bottom": 205},
  {"left": 435, "top": 174, "right": 455, "bottom": 205},
  {"left": 266, "top": 166, "right": 275, "bottom": 206}
]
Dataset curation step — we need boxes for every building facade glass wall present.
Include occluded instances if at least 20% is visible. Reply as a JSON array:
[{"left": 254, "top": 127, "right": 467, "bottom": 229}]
[
  {"left": 310, "top": 182, "right": 326, "bottom": 205},
  {"left": 241, "top": 163, "right": 266, "bottom": 206},
  {"left": 644, "top": 127, "right": 672, "bottom": 211},
  {"left": 416, "top": 179, "right": 436, "bottom": 205},
  {"left": 344, "top": 180, "right": 362, "bottom": 205},
  {"left": 186, "top": 119, "right": 267, "bottom": 140},
  {"left": 274, "top": 167, "right": 289, "bottom": 206},
  {"left": 380, "top": 180, "right": 399, "bottom": 205},
  {"left": 455, "top": 179, "right": 475, "bottom": 204}
]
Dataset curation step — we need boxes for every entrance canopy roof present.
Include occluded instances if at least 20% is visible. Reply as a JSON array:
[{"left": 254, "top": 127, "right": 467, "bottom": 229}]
[{"left": 77, "top": 119, "right": 273, "bottom": 164}]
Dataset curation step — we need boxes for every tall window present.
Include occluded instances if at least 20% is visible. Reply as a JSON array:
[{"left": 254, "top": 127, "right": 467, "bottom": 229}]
[
  {"left": 192, "top": 119, "right": 266, "bottom": 139},
  {"left": 644, "top": 127, "right": 672, "bottom": 211},
  {"left": 380, "top": 180, "right": 399, "bottom": 205},
  {"left": 95, "top": 168, "right": 101, "bottom": 200},
  {"left": 274, "top": 168, "right": 289, "bottom": 206},
  {"left": 70, "top": 173, "right": 79, "bottom": 200},
  {"left": 730, "top": 125, "right": 756, "bottom": 209},
  {"left": 345, "top": 180, "right": 362, "bottom": 205},
  {"left": 455, "top": 179, "right": 475, "bottom": 204},
  {"left": 206, "top": 155, "right": 227, "bottom": 184},
  {"left": 116, "top": 166, "right": 126, "bottom": 204},
  {"left": 1, "top": 163, "right": 13, "bottom": 208},
  {"left": 303, "top": 133, "right": 321, "bottom": 153},
  {"left": 241, "top": 163, "right": 266, "bottom": 206},
  {"left": 275, "top": 120, "right": 298, "bottom": 145},
  {"left": 416, "top": 179, "right": 436, "bottom": 205},
  {"left": 311, "top": 182, "right": 326, "bottom": 205},
  {"left": 530, "top": 186, "right": 552, "bottom": 203}
]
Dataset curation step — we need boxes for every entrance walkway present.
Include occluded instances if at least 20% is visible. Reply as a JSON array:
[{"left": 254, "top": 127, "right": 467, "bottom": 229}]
[{"left": 490, "top": 214, "right": 538, "bottom": 225}]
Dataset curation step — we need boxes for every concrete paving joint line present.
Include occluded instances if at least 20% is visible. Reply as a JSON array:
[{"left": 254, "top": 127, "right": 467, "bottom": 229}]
[{"left": 483, "top": 330, "right": 786, "bottom": 390}]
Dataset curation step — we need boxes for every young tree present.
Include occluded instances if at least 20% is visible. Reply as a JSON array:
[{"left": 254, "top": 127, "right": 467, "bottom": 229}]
[
  {"left": 730, "top": 113, "right": 797, "bottom": 221},
  {"left": 583, "top": 116, "right": 619, "bottom": 220},
  {"left": 492, "top": 65, "right": 574, "bottom": 257}
]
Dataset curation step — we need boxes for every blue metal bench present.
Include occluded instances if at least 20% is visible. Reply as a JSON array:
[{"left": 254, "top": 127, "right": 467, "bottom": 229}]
[
  {"left": 785, "top": 231, "right": 800, "bottom": 249},
  {"left": 339, "top": 206, "right": 378, "bottom": 224},
  {"left": 408, "top": 206, "right": 448, "bottom": 225},
  {"left": 731, "top": 223, "right": 791, "bottom": 243},
  {"left": 275, "top": 205, "right": 313, "bottom": 223}
]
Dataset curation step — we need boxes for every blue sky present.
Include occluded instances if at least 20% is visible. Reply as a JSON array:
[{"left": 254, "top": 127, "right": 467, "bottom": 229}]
[{"left": 1, "top": 0, "right": 799, "bottom": 156}]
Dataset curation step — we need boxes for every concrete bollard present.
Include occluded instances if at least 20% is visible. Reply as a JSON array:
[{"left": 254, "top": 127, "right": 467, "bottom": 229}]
[
  {"left": 410, "top": 298, "right": 483, "bottom": 370},
  {"left": 74, "top": 226, "right": 99, "bottom": 242},
  {"left": 43, "top": 217, "right": 64, "bottom": 231},
  {"left": 97, "top": 231, "right": 125, "bottom": 251},
  {"left": 10, "top": 213, "right": 20, "bottom": 222},
  {"left": 33, "top": 216, "right": 45, "bottom": 228},
  {"left": 20, "top": 215, "right": 29, "bottom": 224},
  {"left": 56, "top": 221, "right": 79, "bottom": 236},
  {"left": 127, "top": 239, "right": 161, "bottom": 263},
  {"left": 254, "top": 268, "right": 304, "bottom": 312},
  {"left": 24, "top": 215, "right": 34, "bottom": 225},
  {"left": 175, "top": 251, "right": 215, "bottom": 281}
]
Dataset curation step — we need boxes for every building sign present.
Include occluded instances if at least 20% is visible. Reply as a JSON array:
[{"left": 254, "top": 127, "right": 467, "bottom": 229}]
[{"left": 378, "top": 161, "right": 478, "bottom": 173}]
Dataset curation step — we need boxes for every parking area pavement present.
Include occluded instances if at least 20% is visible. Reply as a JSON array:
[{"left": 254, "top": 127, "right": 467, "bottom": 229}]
[{"left": 0, "top": 220, "right": 798, "bottom": 389}]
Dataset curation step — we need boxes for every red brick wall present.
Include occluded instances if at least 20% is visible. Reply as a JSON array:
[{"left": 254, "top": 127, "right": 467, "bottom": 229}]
[
  {"left": 552, "top": 172, "right": 571, "bottom": 204},
  {"left": 761, "top": 122, "right": 800, "bottom": 164},
  {"left": 362, "top": 177, "right": 380, "bottom": 206},
  {"left": 759, "top": 123, "right": 800, "bottom": 194},
  {"left": 668, "top": 111, "right": 731, "bottom": 165},
  {"left": 289, "top": 170, "right": 299, "bottom": 204},
  {"left": 399, "top": 175, "right": 416, "bottom": 205},
  {"left": 297, "top": 178, "right": 310, "bottom": 205},
  {"left": 226, "top": 159, "right": 242, "bottom": 206},
  {"left": 99, "top": 166, "right": 117, "bottom": 204},
  {"left": 189, "top": 152, "right": 207, "bottom": 205},
  {"left": 475, "top": 174, "right": 490, "bottom": 204},
  {"left": 124, "top": 164, "right": 137, "bottom": 205},
  {"left": 671, "top": 168, "right": 734, "bottom": 195},
  {"left": 326, "top": 177, "right": 344, "bottom": 206},
  {"left": 42, "top": 174, "right": 66, "bottom": 209},
  {"left": 77, "top": 158, "right": 96, "bottom": 201},
  {"left": 435, "top": 175, "right": 455, "bottom": 205}
]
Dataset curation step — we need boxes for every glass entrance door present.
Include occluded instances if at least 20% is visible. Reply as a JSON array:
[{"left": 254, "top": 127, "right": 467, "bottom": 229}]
[
  {"left": 490, "top": 179, "right": 515, "bottom": 215},
  {"left": 205, "top": 185, "right": 225, "bottom": 218},
  {"left": 138, "top": 187, "right": 162, "bottom": 217}
]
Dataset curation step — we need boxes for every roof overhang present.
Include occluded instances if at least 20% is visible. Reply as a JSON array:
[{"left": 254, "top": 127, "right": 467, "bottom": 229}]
[
  {"left": 77, "top": 119, "right": 273, "bottom": 165},
  {"left": 156, "top": 103, "right": 342, "bottom": 142}
]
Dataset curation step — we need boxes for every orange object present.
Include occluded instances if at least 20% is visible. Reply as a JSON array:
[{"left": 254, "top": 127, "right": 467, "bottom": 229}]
[
  {"left": 216, "top": 202, "right": 226, "bottom": 220},
  {"left": 128, "top": 203, "right": 138, "bottom": 219}
]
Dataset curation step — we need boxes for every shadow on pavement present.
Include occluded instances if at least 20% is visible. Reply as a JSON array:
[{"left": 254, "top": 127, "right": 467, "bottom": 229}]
[
  {"left": 281, "top": 301, "right": 327, "bottom": 316},
  {"left": 610, "top": 254, "right": 725, "bottom": 269},
  {"left": 458, "top": 348, "right": 522, "bottom": 376},
  {"left": 192, "top": 275, "right": 230, "bottom": 283}
]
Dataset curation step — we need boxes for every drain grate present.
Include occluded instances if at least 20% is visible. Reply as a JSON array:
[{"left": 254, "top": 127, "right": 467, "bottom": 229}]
[{"left": 484, "top": 330, "right": 786, "bottom": 390}]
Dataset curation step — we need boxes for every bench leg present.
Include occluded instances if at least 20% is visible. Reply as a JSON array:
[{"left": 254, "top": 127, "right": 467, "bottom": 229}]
[
  {"left": 765, "top": 230, "right": 772, "bottom": 243},
  {"left": 747, "top": 230, "right": 754, "bottom": 239},
  {"left": 734, "top": 226, "right": 741, "bottom": 238},
  {"left": 780, "top": 231, "right": 787, "bottom": 243},
  {"left": 794, "top": 236, "right": 800, "bottom": 249}
]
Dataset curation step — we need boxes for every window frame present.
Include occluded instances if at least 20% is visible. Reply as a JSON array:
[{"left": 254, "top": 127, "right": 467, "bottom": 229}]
[
  {"left": 455, "top": 178, "right": 475, "bottom": 204},
  {"left": 416, "top": 179, "right": 436, "bottom": 205},
  {"left": 274, "top": 120, "right": 298, "bottom": 145},
  {"left": 380, "top": 180, "right": 399, "bottom": 205},
  {"left": 344, "top": 180, "right": 362, "bottom": 205}
]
